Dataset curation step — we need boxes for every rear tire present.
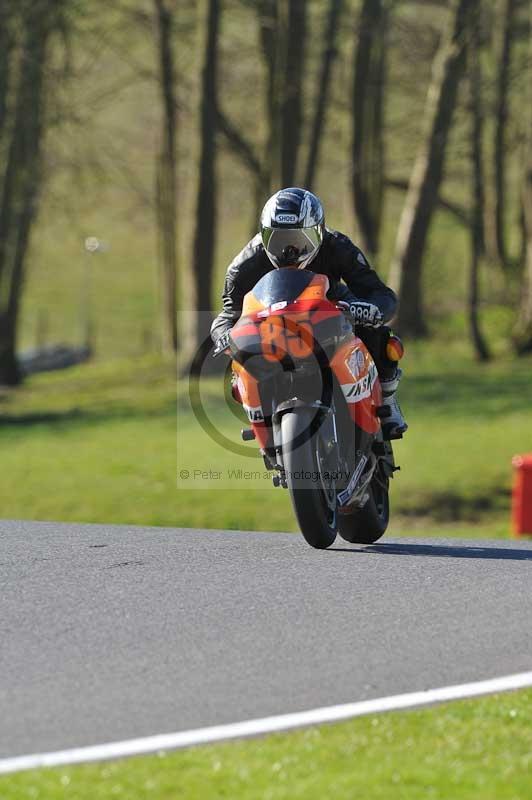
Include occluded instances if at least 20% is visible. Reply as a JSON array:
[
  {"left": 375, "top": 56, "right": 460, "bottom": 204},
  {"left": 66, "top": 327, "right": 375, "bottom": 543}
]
[
  {"left": 338, "top": 469, "right": 389, "bottom": 545},
  {"left": 281, "top": 409, "right": 337, "bottom": 549}
]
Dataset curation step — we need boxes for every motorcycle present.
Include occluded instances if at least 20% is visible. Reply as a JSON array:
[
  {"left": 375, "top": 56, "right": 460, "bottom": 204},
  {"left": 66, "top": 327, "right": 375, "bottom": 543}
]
[{"left": 214, "top": 268, "right": 401, "bottom": 549}]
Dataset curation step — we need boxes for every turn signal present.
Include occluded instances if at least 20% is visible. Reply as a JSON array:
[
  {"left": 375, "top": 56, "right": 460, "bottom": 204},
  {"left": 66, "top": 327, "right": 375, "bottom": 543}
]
[{"left": 386, "top": 335, "right": 404, "bottom": 362}]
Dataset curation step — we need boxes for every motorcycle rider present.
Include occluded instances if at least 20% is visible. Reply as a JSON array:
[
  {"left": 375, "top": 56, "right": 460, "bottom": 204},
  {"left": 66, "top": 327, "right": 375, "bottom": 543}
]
[{"left": 211, "top": 187, "right": 407, "bottom": 440}]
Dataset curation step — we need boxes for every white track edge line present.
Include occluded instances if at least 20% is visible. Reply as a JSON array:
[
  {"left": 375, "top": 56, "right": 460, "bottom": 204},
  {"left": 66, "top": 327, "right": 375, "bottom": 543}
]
[{"left": 1, "top": 670, "right": 531, "bottom": 775}]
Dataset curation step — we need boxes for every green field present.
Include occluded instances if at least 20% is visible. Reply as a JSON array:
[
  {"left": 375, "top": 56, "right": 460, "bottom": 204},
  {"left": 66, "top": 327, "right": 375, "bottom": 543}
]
[
  {"left": 0, "top": 335, "right": 530, "bottom": 537},
  {"left": 2, "top": 689, "right": 531, "bottom": 799}
]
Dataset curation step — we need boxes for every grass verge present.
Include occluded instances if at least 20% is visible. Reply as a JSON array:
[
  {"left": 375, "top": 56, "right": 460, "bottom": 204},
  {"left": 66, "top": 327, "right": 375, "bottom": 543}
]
[{"left": 1, "top": 689, "right": 531, "bottom": 799}]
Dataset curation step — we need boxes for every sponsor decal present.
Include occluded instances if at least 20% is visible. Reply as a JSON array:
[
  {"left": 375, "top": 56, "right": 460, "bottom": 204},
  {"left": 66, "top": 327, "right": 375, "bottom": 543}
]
[
  {"left": 271, "top": 301, "right": 288, "bottom": 311},
  {"left": 243, "top": 404, "right": 264, "bottom": 422},
  {"left": 345, "top": 350, "right": 366, "bottom": 379},
  {"left": 341, "top": 363, "right": 378, "bottom": 403},
  {"left": 275, "top": 213, "right": 299, "bottom": 224},
  {"left": 337, "top": 455, "right": 368, "bottom": 506},
  {"left": 346, "top": 351, "right": 360, "bottom": 378}
]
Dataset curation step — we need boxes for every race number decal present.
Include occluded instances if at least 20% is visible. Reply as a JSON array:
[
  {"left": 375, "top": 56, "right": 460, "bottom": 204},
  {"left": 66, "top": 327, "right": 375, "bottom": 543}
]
[{"left": 259, "top": 315, "right": 313, "bottom": 362}]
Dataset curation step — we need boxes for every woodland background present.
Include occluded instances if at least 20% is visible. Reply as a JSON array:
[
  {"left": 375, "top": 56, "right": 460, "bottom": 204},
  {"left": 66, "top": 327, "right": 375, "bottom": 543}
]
[{"left": 0, "top": 0, "right": 531, "bottom": 534}]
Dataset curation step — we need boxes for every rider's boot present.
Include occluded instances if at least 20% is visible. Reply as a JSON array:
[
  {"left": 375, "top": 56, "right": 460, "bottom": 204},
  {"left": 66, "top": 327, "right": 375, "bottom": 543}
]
[{"left": 379, "top": 368, "right": 408, "bottom": 440}]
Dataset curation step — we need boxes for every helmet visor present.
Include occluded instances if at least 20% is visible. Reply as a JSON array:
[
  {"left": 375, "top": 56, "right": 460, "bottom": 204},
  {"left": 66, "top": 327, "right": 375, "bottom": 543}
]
[{"left": 262, "top": 226, "right": 323, "bottom": 268}]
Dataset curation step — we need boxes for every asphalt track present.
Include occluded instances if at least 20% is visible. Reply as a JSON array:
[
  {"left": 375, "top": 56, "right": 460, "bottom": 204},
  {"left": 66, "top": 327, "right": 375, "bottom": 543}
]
[{"left": 1, "top": 520, "right": 531, "bottom": 762}]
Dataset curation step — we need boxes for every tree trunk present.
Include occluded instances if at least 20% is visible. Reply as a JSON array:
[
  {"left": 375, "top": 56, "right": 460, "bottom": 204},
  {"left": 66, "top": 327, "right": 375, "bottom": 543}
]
[
  {"left": 217, "top": 108, "right": 265, "bottom": 236},
  {"left": 386, "top": 178, "right": 470, "bottom": 228},
  {"left": 304, "top": 0, "right": 343, "bottom": 190},
  {"left": 186, "top": 0, "right": 220, "bottom": 376},
  {"left": 388, "top": 0, "right": 477, "bottom": 338},
  {"left": 154, "top": 0, "right": 178, "bottom": 354},
  {"left": 351, "top": 0, "right": 387, "bottom": 256},
  {"left": 0, "top": 1, "right": 15, "bottom": 143},
  {"left": 515, "top": 165, "right": 532, "bottom": 352},
  {"left": 468, "top": 18, "right": 490, "bottom": 362},
  {"left": 0, "top": 1, "right": 55, "bottom": 386},
  {"left": 514, "top": 3, "right": 532, "bottom": 353},
  {"left": 257, "top": 0, "right": 279, "bottom": 194},
  {"left": 258, "top": 0, "right": 307, "bottom": 189},
  {"left": 278, "top": 0, "right": 307, "bottom": 187},
  {"left": 490, "top": 0, "right": 517, "bottom": 268}
]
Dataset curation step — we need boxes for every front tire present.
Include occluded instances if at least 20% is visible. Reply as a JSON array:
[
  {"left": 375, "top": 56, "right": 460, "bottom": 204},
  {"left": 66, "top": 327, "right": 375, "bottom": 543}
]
[
  {"left": 281, "top": 408, "right": 337, "bottom": 549},
  {"left": 338, "top": 469, "right": 390, "bottom": 545}
]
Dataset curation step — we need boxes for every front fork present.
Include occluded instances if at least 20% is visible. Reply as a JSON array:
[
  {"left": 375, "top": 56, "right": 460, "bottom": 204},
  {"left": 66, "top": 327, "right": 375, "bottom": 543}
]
[{"left": 271, "top": 399, "right": 339, "bottom": 491}]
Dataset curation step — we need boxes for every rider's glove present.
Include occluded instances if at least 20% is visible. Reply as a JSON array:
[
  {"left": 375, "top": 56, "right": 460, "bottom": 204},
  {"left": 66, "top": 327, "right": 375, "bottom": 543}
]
[
  {"left": 213, "top": 329, "right": 232, "bottom": 357},
  {"left": 338, "top": 301, "right": 383, "bottom": 328}
]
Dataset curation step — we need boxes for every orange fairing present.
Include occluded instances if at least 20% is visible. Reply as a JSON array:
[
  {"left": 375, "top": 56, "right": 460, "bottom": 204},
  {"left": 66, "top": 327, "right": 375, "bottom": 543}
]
[
  {"left": 232, "top": 271, "right": 380, "bottom": 440},
  {"left": 241, "top": 291, "right": 267, "bottom": 317},
  {"left": 241, "top": 272, "right": 330, "bottom": 316},
  {"left": 298, "top": 273, "right": 330, "bottom": 301},
  {"left": 231, "top": 361, "right": 269, "bottom": 449},
  {"left": 259, "top": 314, "right": 314, "bottom": 363},
  {"left": 330, "top": 339, "right": 381, "bottom": 434}
]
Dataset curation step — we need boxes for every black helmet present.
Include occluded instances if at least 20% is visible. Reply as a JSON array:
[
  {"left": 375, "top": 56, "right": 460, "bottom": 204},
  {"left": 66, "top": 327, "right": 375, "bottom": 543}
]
[{"left": 260, "top": 187, "right": 325, "bottom": 269}]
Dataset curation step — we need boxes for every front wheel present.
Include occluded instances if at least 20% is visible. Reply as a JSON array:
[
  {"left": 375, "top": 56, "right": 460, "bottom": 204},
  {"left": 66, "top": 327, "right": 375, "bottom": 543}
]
[{"left": 281, "top": 408, "right": 338, "bottom": 549}]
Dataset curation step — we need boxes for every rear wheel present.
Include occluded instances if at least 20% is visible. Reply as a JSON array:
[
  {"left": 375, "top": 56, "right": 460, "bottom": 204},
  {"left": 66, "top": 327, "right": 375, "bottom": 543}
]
[
  {"left": 281, "top": 408, "right": 337, "bottom": 549},
  {"left": 338, "top": 467, "right": 389, "bottom": 545}
]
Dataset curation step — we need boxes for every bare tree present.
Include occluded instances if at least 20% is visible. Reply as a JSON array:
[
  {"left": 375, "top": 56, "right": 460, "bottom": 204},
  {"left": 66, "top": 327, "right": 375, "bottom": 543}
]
[
  {"left": 515, "top": 158, "right": 532, "bottom": 352},
  {"left": 351, "top": 0, "right": 388, "bottom": 256},
  {"left": 216, "top": 108, "right": 266, "bottom": 235},
  {"left": 256, "top": 0, "right": 307, "bottom": 189},
  {"left": 278, "top": 0, "right": 307, "bottom": 186},
  {"left": 0, "top": 1, "right": 61, "bottom": 385},
  {"left": 220, "top": 0, "right": 308, "bottom": 232},
  {"left": 490, "top": 0, "right": 518, "bottom": 267},
  {"left": 386, "top": 178, "right": 470, "bottom": 228},
  {"left": 467, "top": 13, "right": 490, "bottom": 361},
  {"left": 153, "top": 0, "right": 178, "bottom": 354},
  {"left": 388, "top": 0, "right": 478, "bottom": 337},
  {"left": 304, "top": 0, "right": 344, "bottom": 190},
  {"left": 212, "top": 0, "right": 274, "bottom": 235},
  {"left": 257, "top": 0, "right": 278, "bottom": 193},
  {"left": 514, "top": 2, "right": 532, "bottom": 353},
  {"left": 0, "top": 1, "right": 16, "bottom": 143},
  {"left": 187, "top": 0, "right": 220, "bottom": 375}
]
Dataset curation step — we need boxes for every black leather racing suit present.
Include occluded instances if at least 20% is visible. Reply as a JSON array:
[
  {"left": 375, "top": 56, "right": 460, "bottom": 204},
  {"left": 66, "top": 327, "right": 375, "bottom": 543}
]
[{"left": 211, "top": 229, "right": 398, "bottom": 380}]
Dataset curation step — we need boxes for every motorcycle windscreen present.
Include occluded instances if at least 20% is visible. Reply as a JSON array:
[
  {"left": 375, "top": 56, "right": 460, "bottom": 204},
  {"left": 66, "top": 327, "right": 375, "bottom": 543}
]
[{"left": 250, "top": 268, "right": 315, "bottom": 308}]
